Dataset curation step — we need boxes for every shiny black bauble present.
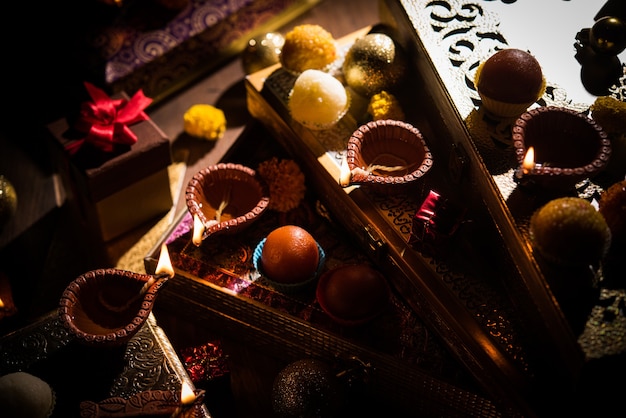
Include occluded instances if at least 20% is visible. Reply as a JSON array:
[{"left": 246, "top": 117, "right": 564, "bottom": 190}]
[{"left": 590, "top": 16, "right": 626, "bottom": 55}]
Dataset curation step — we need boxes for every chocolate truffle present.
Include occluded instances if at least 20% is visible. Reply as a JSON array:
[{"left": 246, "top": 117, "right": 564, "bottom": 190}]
[
  {"left": 475, "top": 48, "right": 545, "bottom": 118},
  {"left": 316, "top": 263, "right": 390, "bottom": 326}
]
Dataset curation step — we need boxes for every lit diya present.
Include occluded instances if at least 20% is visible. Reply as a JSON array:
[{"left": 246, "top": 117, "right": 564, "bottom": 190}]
[
  {"left": 512, "top": 106, "right": 611, "bottom": 192},
  {"left": 58, "top": 244, "right": 175, "bottom": 347},
  {"left": 185, "top": 163, "right": 270, "bottom": 245},
  {"left": 340, "top": 119, "right": 433, "bottom": 195}
]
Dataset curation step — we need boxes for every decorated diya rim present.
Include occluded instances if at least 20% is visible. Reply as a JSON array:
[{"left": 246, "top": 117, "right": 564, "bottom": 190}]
[
  {"left": 252, "top": 238, "right": 326, "bottom": 294},
  {"left": 185, "top": 163, "right": 270, "bottom": 240},
  {"left": 58, "top": 268, "right": 168, "bottom": 347},
  {"left": 345, "top": 119, "right": 434, "bottom": 194},
  {"left": 512, "top": 106, "right": 611, "bottom": 191},
  {"left": 315, "top": 263, "right": 391, "bottom": 327}
]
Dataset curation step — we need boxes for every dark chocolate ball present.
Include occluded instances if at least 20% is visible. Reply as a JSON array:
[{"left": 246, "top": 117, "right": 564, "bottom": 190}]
[
  {"left": 477, "top": 48, "right": 543, "bottom": 103},
  {"left": 272, "top": 359, "right": 344, "bottom": 418}
]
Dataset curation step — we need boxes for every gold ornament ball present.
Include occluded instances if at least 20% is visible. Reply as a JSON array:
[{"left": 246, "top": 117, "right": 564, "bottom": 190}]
[
  {"left": 342, "top": 33, "right": 408, "bottom": 97},
  {"left": 242, "top": 32, "right": 285, "bottom": 75},
  {"left": 0, "top": 175, "right": 17, "bottom": 229}
]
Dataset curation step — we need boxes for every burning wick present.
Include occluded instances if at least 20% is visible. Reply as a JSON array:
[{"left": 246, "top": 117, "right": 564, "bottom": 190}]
[
  {"left": 170, "top": 382, "right": 197, "bottom": 417},
  {"left": 192, "top": 196, "right": 228, "bottom": 246},
  {"left": 0, "top": 297, "right": 4, "bottom": 309},
  {"left": 522, "top": 146, "right": 535, "bottom": 174},
  {"left": 99, "top": 244, "right": 174, "bottom": 313},
  {"left": 339, "top": 156, "right": 351, "bottom": 187},
  {"left": 192, "top": 214, "right": 205, "bottom": 246}
]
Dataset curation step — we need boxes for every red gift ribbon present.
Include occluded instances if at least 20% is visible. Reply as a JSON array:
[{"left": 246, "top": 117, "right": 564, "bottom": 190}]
[{"left": 65, "top": 82, "right": 153, "bottom": 155}]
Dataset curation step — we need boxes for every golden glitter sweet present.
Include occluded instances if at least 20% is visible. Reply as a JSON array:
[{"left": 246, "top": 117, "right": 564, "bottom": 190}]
[
  {"left": 257, "top": 157, "right": 306, "bottom": 212},
  {"left": 280, "top": 24, "right": 337, "bottom": 74},
  {"left": 342, "top": 32, "right": 408, "bottom": 97},
  {"left": 529, "top": 197, "right": 611, "bottom": 267},
  {"left": 475, "top": 48, "right": 546, "bottom": 118},
  {"left": 183, "top": 104, "right": 226, "bottom": 140},
  {"left": 0, "top": 372, "right": 56, "bottom": 418},
  {"left": 367, "top": 90, "right": 405, "bottom": 121},
  {"left": 288, "top": 69, "right": 350, "bottom": 130}
]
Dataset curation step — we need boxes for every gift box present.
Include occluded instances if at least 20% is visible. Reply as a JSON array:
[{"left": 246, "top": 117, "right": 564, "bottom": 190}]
[
  {"left": 84, "top": 0, "right": 322, "bottom": 103},
  {"left": 47, "top": 86, "right": 173, "bottom": 242}
]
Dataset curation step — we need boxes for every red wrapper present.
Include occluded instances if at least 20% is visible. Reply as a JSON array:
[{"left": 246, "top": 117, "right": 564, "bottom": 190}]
[
  {"left": 180, "top": 341, "right": 230, "bottom": 384},
  {"left": 408, "top": 190, "right": 466, "bottom": 256}
]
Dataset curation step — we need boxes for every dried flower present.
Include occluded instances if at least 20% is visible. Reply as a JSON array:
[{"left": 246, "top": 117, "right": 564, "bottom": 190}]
[
  {"left": 367, "top": 90, "right": 405, "bottom": 121},
  {"left": 257, "top": 158, "right": 306, "bottom": 212},
  {"left": 183, "top": 104, "right": 226, "bottom": 140}
]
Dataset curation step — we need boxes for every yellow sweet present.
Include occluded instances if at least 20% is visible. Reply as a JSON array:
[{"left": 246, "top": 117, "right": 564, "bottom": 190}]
[
  {"left": 280, "top": 24, "right": 337, "bottom": 74},
  {"left": 183, "top": 104, "right": 226, "bottom": 140}
]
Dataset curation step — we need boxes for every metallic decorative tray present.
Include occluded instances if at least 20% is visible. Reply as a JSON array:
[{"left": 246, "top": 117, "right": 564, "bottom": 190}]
[
  {"left": 380, "top": 0, "right": 626, "bottom": 362},
  {"left": 0, "top": 311, "right": 210, "bottom": 417}
]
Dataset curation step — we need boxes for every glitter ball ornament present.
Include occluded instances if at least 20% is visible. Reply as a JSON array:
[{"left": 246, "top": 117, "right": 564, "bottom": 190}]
[
  {"left": 272, "top": 359, "right": 344, "bottom": 418},
  {"left": 0, "top": 175, "right": 17, "bottom": 230},
  {"left": 342, "top": 33, "right": 408, "bottom": 97},
  {"left": 242, "top": 32, "right": 285, "bottom": 75}
]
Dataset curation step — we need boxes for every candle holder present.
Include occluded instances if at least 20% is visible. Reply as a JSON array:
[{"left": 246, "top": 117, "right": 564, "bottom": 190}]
[
  {"left": 185, "top": 163, "right": 270, "bottom": 243},
  {"left": 512, "top": 106, "right": 611, "bottom": 192},
  {"left": 58, "top": 269, "right": 170, "bottom": 347},
  {"left": 341, "top": 119, "right": 433, "bottom": 195}
]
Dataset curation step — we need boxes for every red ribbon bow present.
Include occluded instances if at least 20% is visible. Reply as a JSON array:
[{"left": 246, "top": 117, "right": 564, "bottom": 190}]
[{"left": 65, "top": 82, "right": 153, "bottom": 155}]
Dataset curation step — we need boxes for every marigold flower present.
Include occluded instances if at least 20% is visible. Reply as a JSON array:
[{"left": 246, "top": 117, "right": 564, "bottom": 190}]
[{"left": 183, "top": 104, "right": 226, "bottom": 140}]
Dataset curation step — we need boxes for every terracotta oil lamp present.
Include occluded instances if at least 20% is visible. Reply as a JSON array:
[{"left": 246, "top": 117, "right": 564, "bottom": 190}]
[
  {"left": 340, "top": 119, "right": 433, "bottom": 195},
  {"left": 185, "top": 163, "right": 270, "bottom": 246},
  {"left": 58, "top": 244, "right": 175, "bottom": 347},
  {"left": 512, "top": 106, "right": 611, "bottom": 192}
]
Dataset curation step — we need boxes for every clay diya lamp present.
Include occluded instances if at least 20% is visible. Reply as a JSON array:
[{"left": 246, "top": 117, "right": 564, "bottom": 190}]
[
  {"left": 512, "top": 106, "right": 611, "bottom": 192},
  {"left": 340, "top": 119, "right": 433, "bottom": 195},
  {"left": 185, "top": 163, "right": 270, "bottom": 245},
  {"left": 58, "top": 244, "right": 175, "bottom": 347}
]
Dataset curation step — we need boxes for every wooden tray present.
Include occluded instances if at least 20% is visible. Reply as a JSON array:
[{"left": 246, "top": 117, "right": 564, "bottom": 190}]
[{"left": 144, "top": 126, "right": 512, "bottom": 417}]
